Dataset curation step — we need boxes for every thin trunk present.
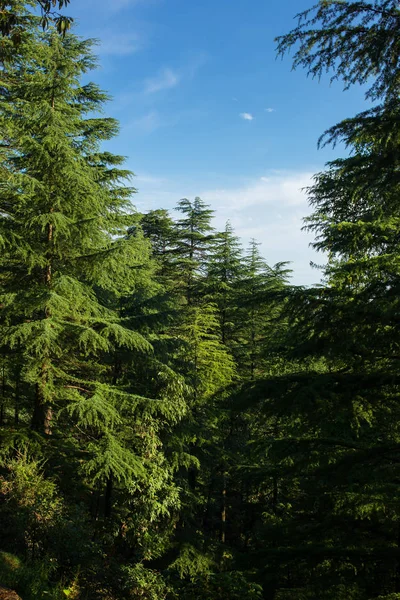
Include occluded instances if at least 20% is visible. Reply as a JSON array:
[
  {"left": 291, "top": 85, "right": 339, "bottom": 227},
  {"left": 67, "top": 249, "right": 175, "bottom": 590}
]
[
  {"left": 44, "top": 404, "right": 53, "bottom": 436},
  {"left": 161, "top": 240, "right": 167, "bottom": 277},
  {"left": 202, "top": 479, "right": 215, "bottom": 532},
  {"left": 187, "top": 223, "right": 194, "bottom": 305},
  {"left": 188, "top": 460, "right": 197, "bottom": 491},
  {"left": 45, "top": 209, "right": 54, "bottom": 288},
  {"left": 32, "top": 373, "right": 52, "bottom": 435},
  {"left": 33, "top": 207, "right": 54, "bottom": 434},
  {"left": 35, "top": 90, "right": 56, "bottom": 433},
  {"left": 104, "top": 349, "right": 121, "bottom": 520},
  {"left": 32, "top": 383, "right": 43, "bottom": 431},
  {"left": 221, "top": 472, "right": 227, "bottom": 544},
  {"left": 272, "top": 419, "right": 279, "bottom": 516},
  {"left": 104, "top": 474, "right": 113, "bottom": 519},
  {"left": 221, "top": 300, "right": 227, "bottom": 345},
  {"left": 91, "top": 483, "right": 102, "bottom": 522},
  {"left": 112, "top": 355, "right": 121, "bottom": 386},
  {"left": 0, "top": 359, "right": 5, "bottom": 426},
  {"left": 14, "top": 366, "right": 20, "bottom": 426},
  {"left": 395, "top": 524, "right": 400, "bottom": 592},
  {"left": 272, "top": 474, "right": 278, "bottom": 515},
  {"left": 250, "top": 318, "right": 256, "bottom": 379}
]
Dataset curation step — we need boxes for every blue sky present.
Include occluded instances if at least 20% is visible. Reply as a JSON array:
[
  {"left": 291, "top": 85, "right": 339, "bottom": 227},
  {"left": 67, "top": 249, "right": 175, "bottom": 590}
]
[{"left": 70, "top": 0, "right": 368, "bottom": 284}]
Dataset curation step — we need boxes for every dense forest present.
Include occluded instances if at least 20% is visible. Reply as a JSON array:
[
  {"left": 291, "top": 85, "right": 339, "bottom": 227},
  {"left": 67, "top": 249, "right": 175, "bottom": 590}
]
[{"left": 0, "top": 0, "right": 399, "bottom": 598}]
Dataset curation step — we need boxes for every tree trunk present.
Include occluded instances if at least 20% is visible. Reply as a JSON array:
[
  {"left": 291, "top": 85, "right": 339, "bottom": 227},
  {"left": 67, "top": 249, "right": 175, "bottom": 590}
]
[
  {"left": 395, "top": 523, "right": 400, "bottom": 592},
  {"left": 14, "top": 366, "right": 20, "bottom": 426},
  {"left": 31, "top": 370, "right": 52, "bottom": 435},
  {"left": 32, "top": 214, "right": 55, "bottom": 435},
  {"left": 221, "top": 472, "right": 227, "bottom": 543},
  {"left": 104, "top": 474, "right": 113, "bottom": 519},
  {"left": 0, "top": 359, "right": 5, "bottom": 426}
]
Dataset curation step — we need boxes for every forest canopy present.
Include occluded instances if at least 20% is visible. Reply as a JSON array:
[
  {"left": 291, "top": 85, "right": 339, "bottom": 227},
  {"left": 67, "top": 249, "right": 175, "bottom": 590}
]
[{"left": 0, "top": 1, "right": 400, "bottom": 599}]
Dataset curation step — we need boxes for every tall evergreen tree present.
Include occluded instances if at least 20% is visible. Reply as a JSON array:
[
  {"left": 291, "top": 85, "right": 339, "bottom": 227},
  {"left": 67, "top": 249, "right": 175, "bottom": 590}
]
[
  {"left": 233, "top": 2, "right": 400, "bottom": 598},
  {"left": 235, "top": 240, "right": 289, "bottom": 379},
  {"left": 141, "top": 209, "right": 176, "bottom": 267},
  {"left": 0, "top": 30, "right": 147, "bottom": 439},
  {"left": 173, "top": 197, "right": 215, "bottom": 305},
  {"left": 0, "top": 26, "right": 187, "bottom": 599},
  {"left": 205, "top": 221, "right": 244, "bottom": 346}
]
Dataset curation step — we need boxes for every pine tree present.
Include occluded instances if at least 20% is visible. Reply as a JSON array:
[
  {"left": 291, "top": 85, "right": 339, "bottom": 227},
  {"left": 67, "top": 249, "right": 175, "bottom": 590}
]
[
  {"left": 0, "top": 26, "right": 187, "bottom": 599},
  {"left": 173, "top": 197, "right": 215, "bottom": 305},
  {"left": 235, "top": 240, "right": 290, "bottom": 379},
  {"left": 0, "top": 30, "right": 147, "bottom": 439},
  {"left": 233, "top": 2, "right": 400, "bottom": 598},
  {"left": 205, "top": 221, "right": 244, "bottom": 346}
]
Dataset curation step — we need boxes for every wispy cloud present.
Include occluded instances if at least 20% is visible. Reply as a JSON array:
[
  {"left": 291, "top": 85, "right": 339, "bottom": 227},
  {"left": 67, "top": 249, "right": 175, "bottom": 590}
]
[
  {"left": 202, "top": 172, "right": 313, "bottom": 211},
  {"left": 185, "top": 53, "right": 208, "bottom": 78},
  {"left": 143, "top": 68, "right": 180, "bottom": 94},
  {"left": 135, "top": 173, "right": 169, "bottom": 185},
  {"left": 265, "top": 107, "right": 275, "bottom": 113},
  {"left": 80, "top": 0, "right": 160, "bottom": 16},
  {"left": 142, "top": 54, "right": 207, "bottom": 95},
  {"left": 106, "top": 0, "right": 159, "bottom": 13},
  {"left": 109, "top": 0, "right": 136, "bottom": 8},
  {"left": 131, "top": 170, "right": 322, "bottom": 284},
  {"left": 202, "top": 171, "right": 321, "bottom": 284},
  {"left": 131, "top": 111, "right": 162, "bottom": 134},
  {"left": 240, "top": 112, "right": 254, "bottom": 121},
  {"left": 98, "top": 32, "right": 141, "bottom": 56},
  {"left": 127, "top": 107, "right": 207, "bottom": 135}
]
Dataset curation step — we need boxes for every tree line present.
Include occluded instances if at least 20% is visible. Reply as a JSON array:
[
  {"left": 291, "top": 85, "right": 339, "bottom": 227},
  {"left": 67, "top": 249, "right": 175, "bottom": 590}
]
[{"left": 0, "top": 1, "right": 400, "bottom": 599}]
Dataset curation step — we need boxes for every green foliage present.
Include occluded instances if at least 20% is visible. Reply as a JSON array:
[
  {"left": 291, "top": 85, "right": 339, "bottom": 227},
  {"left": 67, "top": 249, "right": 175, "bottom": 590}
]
[
  {"left": 120, "top": 564, "right": 170, "bottom": 600},
  {"left": 0, "top": 18, "right": 188, "bottom": 600},
  {"left": 178, "top": 303, "right": 236, "bottom": 400},
  {"left": 276, "top": 0, "right": 400, "bottom": 102},
  {"left": 168, "top": 570, "right": 263, "bottom": 600},
  {"left": 237, "top": 2, "right": 400, "bottom": 599},
  {"left": 0, "top": 451, "right": 63, "bottom": 557},
  {"left": 0, "top": 0, "right": 73, "bottom": 42},
  {"left": 173, "top": 197, "right": 215, "bottom": 304},
  {"left": 205, "top": 221, "right": 244, "bottom": 346},
  {"left": 5, "top": 1, "right": 400, "bottom": 599}
]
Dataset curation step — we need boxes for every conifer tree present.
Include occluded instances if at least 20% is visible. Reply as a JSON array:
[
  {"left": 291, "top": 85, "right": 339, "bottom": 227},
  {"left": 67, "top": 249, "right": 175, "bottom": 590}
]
[
  {"left": 0, "top": 0, "right": 73, "bottom": 62},
  {"left": 235, "top": 2, "right": 400, "bottom": 598},
  {"left": 0, "top": 29, "right": 147, "bottom": 439},
  {"left": 0, "top": 26, "right": 187, "bottom": 598},
  {"left": 205, "top": 221, "right": 244, "bottom": 346},
  {"left": 173, "top": 197, "right": 215, "bottom": 305},
  {"left": 9, "top": 2, "right": 400, "bottom": 598},
  {"left": 140, "top": 209, "right": 177, "bottom": 280},
  {"left": 235, "top": 240, "right": 289, "bottom": 379}
]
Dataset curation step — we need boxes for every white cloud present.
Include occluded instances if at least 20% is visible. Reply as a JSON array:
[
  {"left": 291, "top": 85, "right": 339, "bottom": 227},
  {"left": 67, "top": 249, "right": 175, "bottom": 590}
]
[
  {"left": 141, "top": 56, "right": 206, "bottom": 95},
  {"left": 201, "top": 171, "right": 322, "bottom": 284},
  {"left": 126, "top": 108, "right": 207, "bottom": 135},
  {"left": 240, "top": 112, "right": 254, "bottom": 121},
  {"left": 106, "top": 0, "right": 159, "bottom": 12},
  {"left": 143, "top": 68, "right": 180, "bottom": 94},
  {"left": 265, "top": 107, "right": 275, "bottom": 113},
  {"left": 131, "top": 111, "right": 161, "bottom": 134},
  {"left": 80, "top": 0, "right": 159, "bottom": 15},
  {"left": 131, "top": 169, "right": 324, "bottom": 285},
  {"left": 185, "top": 53, "right": 208, "bottom": 79},
  {"left": 202, "top": 172, "right": 313, "bottom": 211},
  {"left": 135, "top": 174, "right": 168, "bottom": 185},
  {"left": 110, "top": 0, "right": 136, "bottom": 7},
  {"left": 98, "top": 32, "right": 141, "bottom": 56}
]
